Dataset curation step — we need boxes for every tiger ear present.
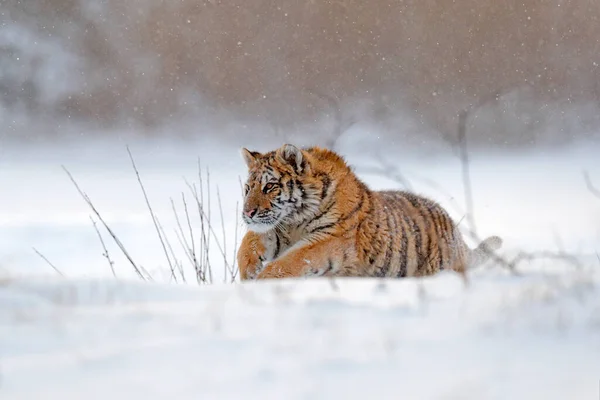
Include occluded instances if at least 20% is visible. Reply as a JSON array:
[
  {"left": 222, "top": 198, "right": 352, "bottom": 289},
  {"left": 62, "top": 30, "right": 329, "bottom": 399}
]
[
  {"left": 240, "top": 148, "right": 260, "bottom": 168},
  {"left": 276, "top": 144, "right": 304, "bottom": 173}
]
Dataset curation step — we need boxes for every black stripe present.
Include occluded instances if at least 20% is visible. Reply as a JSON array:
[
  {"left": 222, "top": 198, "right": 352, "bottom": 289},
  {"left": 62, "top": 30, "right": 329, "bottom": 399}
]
[
  {"left": 320, "top": 175, "right": 331, "bottom": 200},
  {"left": 296, "top": 181, "right": 306, "bottom": 202},
  {"left": 321, "top": 258, "right": 334, "bottom": 276},
  {"left": 310, "top": 200, "right": 336, "bottom": 226},
  {"left": 379, "top": 201, "right": 394, "bottom": 277},
  {"left": 356, "top": 191, "right": 376, "bottom": 232},
  {"left": 338, "top": 222, "right": 360, "bottom": 237},
  {"left": 430, "top": 205, "right": 447, "bottom": 268},
  {"left": 389, "top": 198, "right": 401, "bottom": 275},
  {"left": 339, "top": 189, "right": 368, "bottom": 224},
  {"left": 308, "top": 222, "right": 335, "bottom": 234},
  {"left": 274, "top": 234, "right": 281, "bottom": 258},
  {"left": 299, "top": 158, "right": 306, "bottom": 173},
  {"left": 419, "top": 202, "right": 437, "bottom": 267},
  {"left": 362, "top": 245, "right": 370, "bottom": 260},
  {"left": 413, "top": 217, "right": 422, "bottom": 270},
  {"left": 397, "top": 215, "right": 410, "bottom": 277},
  {"left": 403, "top": 195, "right": 423, "bottom": 267},
  {"left": 443, "top": 211, "right": 456, "bottom": 244}
]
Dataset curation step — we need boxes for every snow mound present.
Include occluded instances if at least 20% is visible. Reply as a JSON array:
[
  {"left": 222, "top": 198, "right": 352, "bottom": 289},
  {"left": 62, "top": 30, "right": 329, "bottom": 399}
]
[{"left": 1, "top": 267, "right": 599, "bottom": 400}]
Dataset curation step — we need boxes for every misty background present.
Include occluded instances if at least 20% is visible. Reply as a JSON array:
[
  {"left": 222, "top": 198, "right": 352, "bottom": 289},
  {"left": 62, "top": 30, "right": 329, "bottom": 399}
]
[
  {"left": 2, "top": 0, "right": 600, "bottom": 279},
  {"left": 2, "top": 0, "right": 600, "bottom": 149}
]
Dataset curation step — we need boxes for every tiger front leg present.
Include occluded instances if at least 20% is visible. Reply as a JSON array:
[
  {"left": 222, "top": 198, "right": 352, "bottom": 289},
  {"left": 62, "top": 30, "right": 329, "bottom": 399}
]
[
  {"left": 237, "top": 231, "right": 268, "bottom": 280},
  {"left": 256, "top": 239, "right": 347, "bottom": 279}
]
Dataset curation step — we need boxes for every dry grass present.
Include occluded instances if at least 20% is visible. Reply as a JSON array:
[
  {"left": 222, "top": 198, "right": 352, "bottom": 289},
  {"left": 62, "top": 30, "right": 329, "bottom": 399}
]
[{"left": 62, "top": 149, "right": 239, "bottom": 284}]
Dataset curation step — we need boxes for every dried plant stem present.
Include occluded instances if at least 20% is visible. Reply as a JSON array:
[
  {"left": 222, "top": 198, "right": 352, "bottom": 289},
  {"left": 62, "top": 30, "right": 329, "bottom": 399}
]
[
  {"left": 32, "top": 247, "right": 65, "bottom": 277},
  {"left": 62, "top": 166, "right": 147, "bottom": 280},
  {"left": 90, "top": 216, "right": 116, "bottom": 278},
  {"left": 126, "top": 146, "right": 176, "bottom": 281}
]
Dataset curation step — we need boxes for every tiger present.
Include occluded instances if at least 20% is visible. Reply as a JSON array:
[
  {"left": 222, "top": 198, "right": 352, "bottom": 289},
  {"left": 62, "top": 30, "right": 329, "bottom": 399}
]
[{"left": 237, "top": 144, "right": 502, "bottom": 280}]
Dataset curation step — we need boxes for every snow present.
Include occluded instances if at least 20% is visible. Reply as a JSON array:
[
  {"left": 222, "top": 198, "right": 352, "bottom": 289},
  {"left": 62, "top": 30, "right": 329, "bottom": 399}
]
[
  {"left": 1, "top": 137, "right": 600, "bottom": 399},
  {"left": 2, "top": 270, "right": 599, "bottom": 399}
]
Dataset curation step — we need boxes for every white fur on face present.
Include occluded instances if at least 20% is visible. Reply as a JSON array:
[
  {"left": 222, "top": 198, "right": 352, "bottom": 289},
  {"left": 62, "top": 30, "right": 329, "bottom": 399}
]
[{"left": 245, "top": 220, "right": 276, "bottom": 233}]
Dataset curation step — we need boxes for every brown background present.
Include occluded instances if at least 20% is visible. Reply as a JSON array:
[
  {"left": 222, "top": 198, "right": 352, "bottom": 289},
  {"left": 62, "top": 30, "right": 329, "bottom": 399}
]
[{"left": 3, "top": 0, "right": 600, "bottom": 147}]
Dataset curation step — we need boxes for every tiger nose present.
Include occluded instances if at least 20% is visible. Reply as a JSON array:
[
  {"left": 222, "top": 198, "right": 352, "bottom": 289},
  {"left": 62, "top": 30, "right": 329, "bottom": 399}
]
[{"left": 244, "top": 208, "right": 257, "bottom": 218}]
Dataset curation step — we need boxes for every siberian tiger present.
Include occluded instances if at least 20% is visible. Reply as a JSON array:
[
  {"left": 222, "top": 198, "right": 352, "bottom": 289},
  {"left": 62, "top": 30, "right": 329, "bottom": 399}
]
[{"left": 237, "top": 144, "right": 502, "bottom": 280}]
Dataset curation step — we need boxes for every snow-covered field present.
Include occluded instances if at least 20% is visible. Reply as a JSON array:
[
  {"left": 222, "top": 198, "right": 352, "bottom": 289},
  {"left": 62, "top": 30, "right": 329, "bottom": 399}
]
[{"left": 1, "top": 136, "right": 600, "bottom": 399}]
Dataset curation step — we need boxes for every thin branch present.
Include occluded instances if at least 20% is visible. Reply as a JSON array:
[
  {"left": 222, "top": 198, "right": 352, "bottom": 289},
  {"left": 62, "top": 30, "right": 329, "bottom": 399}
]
[
  {"left": 355, "top": 163, "right": 413, "bottom": 191},
  {"left": 457, "top": 110, "right": 478, "bottom": 238},
  {"left": 308, "top": 89, "right": 356, "bottom": 150},
  {"left": 186, "top": 183, "right": 228, "bottom": 264},
  {"left": 32, "top": 247, "right": 64, "bottom": 277},
  {"left": 62, "top": 166, "right": 146, "bottom": 280},
  {"left": 216, "top": 187, "right": 231, "bottom": 282},
  {"left": 182, "top": 193, "right": 197, "bottom": 281},
  {"left": 90, "top": 216, "right": 116, "bottom": 278},
  {"left": 174, "top": 229, "right": 198, "bottom": 282},
  {"left": 153, "top": 217, "right": 180, "bottom": 283},
  {"left": 171, "top": 196, "right": 201, "bottom": 283},
  {"left": 200, "top": 162, "right": 213, "bottom": 283},
  {"left": 583, "top": 170, "right": 600, "bottom": 200},
  {"left": 231, "top": 201, "right": 240, "bottom": 282},
  {"left": 189, "top": 181, "right": 211, "bottom": 284},
  {"left": 126, "top": 146, "right": 176, "bottom": 282}
]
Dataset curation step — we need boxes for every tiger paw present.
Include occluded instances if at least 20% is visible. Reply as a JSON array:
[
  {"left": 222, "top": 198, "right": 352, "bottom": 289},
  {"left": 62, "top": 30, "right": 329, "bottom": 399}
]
[{"left": 255, "top": 262, "right": 290, "bottom": 279}]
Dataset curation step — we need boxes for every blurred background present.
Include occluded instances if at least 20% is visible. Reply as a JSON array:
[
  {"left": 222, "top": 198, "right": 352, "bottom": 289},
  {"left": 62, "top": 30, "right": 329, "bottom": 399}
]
[
  {"left": 2, "top": 0, "right": 600, "bottom": 149},
  {"left": 0, "top": 0, "right": 599, "bottom": 305}
]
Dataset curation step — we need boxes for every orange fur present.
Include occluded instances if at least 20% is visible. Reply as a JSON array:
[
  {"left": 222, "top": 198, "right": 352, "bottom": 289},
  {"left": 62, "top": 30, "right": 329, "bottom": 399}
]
[{"left": 237, "top": 144, "right": 502, "bottom": 280}]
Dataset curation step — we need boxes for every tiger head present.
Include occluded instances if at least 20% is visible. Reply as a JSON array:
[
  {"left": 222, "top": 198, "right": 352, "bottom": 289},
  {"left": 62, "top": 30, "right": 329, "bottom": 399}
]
[{"left": 240, "top": 144, "right": 328, "bottom": 233}]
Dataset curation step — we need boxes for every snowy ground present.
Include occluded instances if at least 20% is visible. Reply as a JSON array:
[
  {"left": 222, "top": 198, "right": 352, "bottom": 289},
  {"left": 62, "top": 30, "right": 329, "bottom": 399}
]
[{"left": 1, "top": 135, "right": 600, "bottom": 399}]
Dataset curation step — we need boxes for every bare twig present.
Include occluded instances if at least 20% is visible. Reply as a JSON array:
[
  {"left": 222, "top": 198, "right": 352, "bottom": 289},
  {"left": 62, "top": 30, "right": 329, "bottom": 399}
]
[
  {"left": 355, "top": 164, "right": 413, "bottom": 191},
  {"left": 186, "top": 181, "right": 231, "bottom": 279},
  {"left": 90, "top": 216, "right": 116, "bottom": 278},
  {"left": 328, "top": 277, "right": 340, "bottom": 292},
  {"left": 126, "top": 146, "right": 176, "bottom": 282},
  {"left": 154, "top": 218, "right": 181, "bottom": 283},
  {"left": 583, "top": 170, "right": 600, "bottom": 200},
  {"left": 445, "top": 90, "right": 585, "bottom": 276},
  {"left": 507, "top": 250, "right": 582, "bottom": 271},
  {"left": 62, "top": 166, "right": 147, "bottom": 280},
  {"left": 200, "top": 161, "right": 213, "bottom": 283},
  {"left": 171, "top": 195, "right": 204, "bottom": 283},
  {"left": 165, "top": 229, "right": 186, "bottom": 283},
  {"left": 409, "top": 173, "right": 465, "bottom": 217},
  {"left": 308, "top": 89, "right": 356, "bottom": 150},
  {"left": 182, "top": 193, "right": 198, "bottom": 281},
  {"left": 216, "top": 187, "right": 231, "bottom": 283},
  {"left": 32, "top": 247, "right": 64, "bottom": 277},
  {"left": 238, "top": 175, "right": 244, "bottom": 196},
  {"left": 457, "top": 110, "right": 478, "bottom": 238},
  {"left": 171, "top": 199, "right": 192, "bottom": 266},
  {"left": 188, "top": 181, "right": 211, "bottom": 283},
  {"left": 231, "top": 201, "right": 240, "bottom": 282}
]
